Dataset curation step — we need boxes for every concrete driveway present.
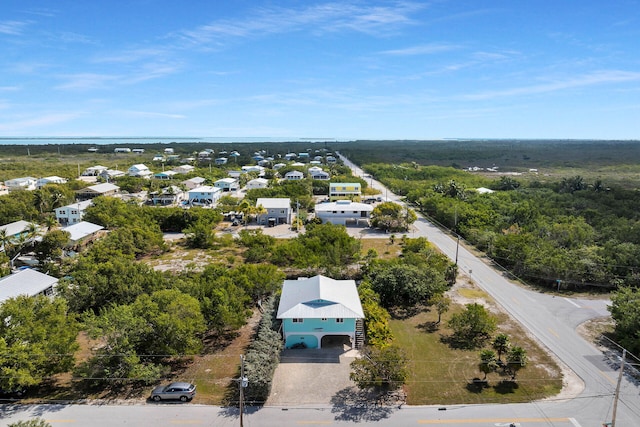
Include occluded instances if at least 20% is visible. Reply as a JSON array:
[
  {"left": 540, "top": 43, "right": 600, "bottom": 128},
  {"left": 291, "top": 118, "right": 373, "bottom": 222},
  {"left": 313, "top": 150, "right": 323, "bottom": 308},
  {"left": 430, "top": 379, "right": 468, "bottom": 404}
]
[{"left": 266, "top": 346, "right": 360, "bottom": 406}]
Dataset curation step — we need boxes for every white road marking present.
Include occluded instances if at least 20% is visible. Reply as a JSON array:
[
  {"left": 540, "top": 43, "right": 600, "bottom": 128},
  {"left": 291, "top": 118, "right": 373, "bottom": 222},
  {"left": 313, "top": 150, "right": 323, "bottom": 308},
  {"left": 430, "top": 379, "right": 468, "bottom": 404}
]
[
  {"left": 563, "top": 297, "right": 581, "bottom": 308},
  {"left": 568, "top": 417, "right": 583, "bottom": 427}
]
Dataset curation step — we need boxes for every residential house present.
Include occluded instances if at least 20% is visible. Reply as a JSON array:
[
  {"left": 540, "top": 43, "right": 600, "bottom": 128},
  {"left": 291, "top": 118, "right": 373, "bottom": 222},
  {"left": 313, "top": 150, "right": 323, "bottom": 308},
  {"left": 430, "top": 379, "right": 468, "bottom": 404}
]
[
  {"left": 54, "top": 200, "right": 93, "bottom": 226},
  {"left": 0, "top": 221, "right": 40, "bottom": 251},
  {"left": 132, "top": 148, "right": 145, "bottom": 154},
  {"left": 214, "top": 157, "right": 228, "bottom": 165},
  {"left": 164, "top": 148, "right": 175, "bottom": 154},
  {"left": 273, "top": 163, "right": 287, "bottom": 170},
  {"left": 187, "top": 186, "right": 222, "bottom": 206},
  {"left": 0, "top": 184, "right": 8, "bottom": 196},
  {"left": 329, "top": 182, "right": 361, "bottom": 201},
  {"left": 315, "top": 200, "right": 373, "bottom": 226},
  {"left": 4, "top": 177, "right": 37, "bottom": 192},
  {"left": 246, "top": 178, "right": 269, "bottom": 190},
  {"left": 114, "top": 148, "right": 131, "bottom": 153},
  {"left": 182, "top": 177, "right": 206, "bottom": 190},
  {"left": 310, "top": 169, "right": 330, "bottom": 180},
  {"left": 214, "top": 178, "right": 238, "bottom": 192},
  {"left": 276, "top": 275, "right": 364, "bottom": 349},
  {"left": 173, "top": 165, "right": 195, "bottom": 174},
  {"left": 81, "top": 165, "right": 109, "bottom": 176},
  {"left": 62, "top": 221, "right": 104, "bottom": 250},
  {"left": 98, "top": 169, "right": 125, "bottom": 181},
  {"left": 149, "top": 185, "right": 185, "bottom": 206},
  {"left": 77, "top": 183, "right": 120, "bottom": 201},
  {"left": 0, "top": 269, "right": 59, "bottom": 304},
  {"left": 127, "top": 164, "right": 153, "bottom": 178},
  {"left": 154, "top": 171, "right": 178, "bottom": 180},
  {"left": 241, "top": 165, "right": 265, "bottom": 174},
  {"left": 284, "top": 170, "right": 304, "bottom": 181},
  {"left": 255, "top": 198, "right": 291, "bottom": 225},
  {"left": 326, "top": 155, "right": 337, "bottom": 164}
]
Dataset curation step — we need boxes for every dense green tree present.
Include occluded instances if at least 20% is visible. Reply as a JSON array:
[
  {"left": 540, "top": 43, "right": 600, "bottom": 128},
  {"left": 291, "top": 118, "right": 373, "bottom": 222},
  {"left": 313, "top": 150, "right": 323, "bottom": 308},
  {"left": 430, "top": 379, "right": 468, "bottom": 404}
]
[
  {"left": 60, "top": 256, "right": 168, "bottom": 314},
  {"left": 183, "top": 218, "right": 217, "bottom": 249},
  {"left": 371, "top": 202, "right": 417, "bottom": 232},
  {"left": 350, "top": 345, "right": 408, "bottom": 391},
  {"left": 358, "top": 281, "right": 394, "bottom": 348},
  {"left": 609, "top": 286, "right": 640, "bottom": 355},
  {"left": 447, "top": 303, "right": 497, "bottom": 348},
  {"left": 367, "top": 261, "right": 447, "bottom": 309},
  {"left": 238, "top": 229, "right": 276, "bottom": 263},
  {"left": 34, "top": 229, "right": 70, "bottom": 262},
  {"left": 0, "top": 191, "right": 38, "bottom": 223},
  {"left": 0, "top": 296, "right": 78, "bottom": 391},
  {"left": 131, "top": 289, "right": 206, "bottom": 356}
]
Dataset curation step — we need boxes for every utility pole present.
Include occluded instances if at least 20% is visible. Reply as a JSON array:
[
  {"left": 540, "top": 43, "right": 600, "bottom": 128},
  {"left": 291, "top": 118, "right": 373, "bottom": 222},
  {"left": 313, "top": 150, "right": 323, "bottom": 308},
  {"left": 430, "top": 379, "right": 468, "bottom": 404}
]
[
  {"left": 611, "top": 349, "right": 626, "bottom": 427},
  {"left": 239, "top": 354, "right": 248, "bottom": 427},
  {"left": 454, "top": 207, "right": 460, "bottom": 266}
]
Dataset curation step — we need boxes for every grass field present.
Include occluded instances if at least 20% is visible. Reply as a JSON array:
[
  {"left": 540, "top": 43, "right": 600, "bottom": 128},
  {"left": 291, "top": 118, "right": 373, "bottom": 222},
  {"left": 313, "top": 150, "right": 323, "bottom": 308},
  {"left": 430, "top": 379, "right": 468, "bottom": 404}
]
[{"left": 392, "top": 283, "right": 563, "bottom": 405}]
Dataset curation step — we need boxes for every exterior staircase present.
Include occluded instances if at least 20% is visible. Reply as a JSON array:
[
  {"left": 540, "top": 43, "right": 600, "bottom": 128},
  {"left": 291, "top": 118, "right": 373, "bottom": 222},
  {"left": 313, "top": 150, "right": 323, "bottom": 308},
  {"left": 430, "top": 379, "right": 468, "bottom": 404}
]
[{"left": 355, "top": 319, "right": 365, "bottom": 349}]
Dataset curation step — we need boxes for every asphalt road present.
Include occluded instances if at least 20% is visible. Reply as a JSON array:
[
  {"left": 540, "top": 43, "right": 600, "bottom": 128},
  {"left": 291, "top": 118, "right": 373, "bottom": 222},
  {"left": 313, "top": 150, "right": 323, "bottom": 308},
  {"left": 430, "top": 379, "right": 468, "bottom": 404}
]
[{"left": 2, "top": 155, "right": 638, "bottom": 426}]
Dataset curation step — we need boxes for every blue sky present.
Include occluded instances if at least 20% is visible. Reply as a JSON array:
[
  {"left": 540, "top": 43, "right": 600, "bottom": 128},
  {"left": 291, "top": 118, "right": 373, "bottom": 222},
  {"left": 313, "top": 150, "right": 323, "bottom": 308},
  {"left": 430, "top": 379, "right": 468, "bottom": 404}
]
[{"left": 1, "top": 1, "right": 639, "bottom": 139}]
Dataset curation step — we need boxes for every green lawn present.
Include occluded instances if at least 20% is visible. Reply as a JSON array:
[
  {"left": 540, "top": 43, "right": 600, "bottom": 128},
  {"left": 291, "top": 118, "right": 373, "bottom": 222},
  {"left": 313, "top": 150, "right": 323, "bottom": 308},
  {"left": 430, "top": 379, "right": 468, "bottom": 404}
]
[{"left": 391, "top": 302, "right": 563, "bottom": 405}]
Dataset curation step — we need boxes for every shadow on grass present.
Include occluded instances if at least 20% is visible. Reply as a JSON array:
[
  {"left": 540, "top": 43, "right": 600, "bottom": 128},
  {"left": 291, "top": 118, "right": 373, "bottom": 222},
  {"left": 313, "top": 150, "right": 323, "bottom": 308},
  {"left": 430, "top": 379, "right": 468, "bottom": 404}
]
[
  {"left": 330, "top": 387, "right": 395, "bottom": 422},
  {"left": 466, "top": 378, "right": 489, "bottom": 394},
  {"left": 493, "top": 380, "right": 519, "bottom": 394},
  {"left": 417, "top": 320, "right": 440, "bottom": 333},
  {"left": 439, "top": 334, "right": 488, "bottom": 350}
]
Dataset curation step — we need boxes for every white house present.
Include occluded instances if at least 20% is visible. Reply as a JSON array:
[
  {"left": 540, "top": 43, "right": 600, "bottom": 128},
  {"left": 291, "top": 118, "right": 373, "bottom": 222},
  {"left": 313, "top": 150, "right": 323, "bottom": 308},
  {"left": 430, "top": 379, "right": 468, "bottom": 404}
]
[
  {"left": 255, "top": 198, "right": 291, "bottom": 225},
  {"left": 127, "top": 164, "right": 153, "bottom": 178},
  {"left": 82, "top": 165, "right": 109, "bottom": 176},
  {"left": 214, "top": 178, "right": 238, "bottom": 192},
  {"left": 0, "top": 269, "right": 59, "bottom": 304},
  {"left": 215, "top": 157, "right": 228, "bottom": 165},
  {"left": 187, "top": 186, "right": 222, "bottom": 206},
  {"left": 173, "top": 165, "right": 195, "bottom": 174},
  {"left": 246, "top": 178, "right": 269, "bottom": 190},
  {"left": 36, "top": 176, "right": 67, "bottom": 188},
  {"left": 149, "top": 186, "right": 185, "bottom": 206},
  {"left": 315, "top": 200, "right": 373, "bottom": 226},
  {"left": 98, "top": 169, "right": 126, "bottom": 181},
  {"left": 276, "top": 275, "right": 364, "bottom": 349},
  {"left": 182, "top": 177, "right": 206, "bottom": 190},
  {"left": 77, "top": 183, "right": 120, "bottom": 200},
  {"left": 54, "top": 200, "right": 93, "bottom": 226},
  {"left": 310, "top": 170, "right": 330, "bottom": 180},
  {"left": 284, "top": 170, "right": 304, "bottom": 180},
  {"left": 62, "top": 221, "right": 104, "bottom": 248},
  {"left": 241, "top": 165, "right": 265, "bottom": 174},
  {"left": 4, "top": 177, "right": 38, "bottom": 192},
  {"left": 273, "top": 163, "right": 287, "bottom": 170},
  {"left": 114, "top": 148, "right": 131, "bottom": 153}
]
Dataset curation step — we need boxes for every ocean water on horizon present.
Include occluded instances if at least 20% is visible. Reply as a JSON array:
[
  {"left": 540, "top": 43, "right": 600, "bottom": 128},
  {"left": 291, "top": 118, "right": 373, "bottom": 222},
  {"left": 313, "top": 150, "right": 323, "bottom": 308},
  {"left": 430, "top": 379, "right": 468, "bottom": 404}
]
[{"left": 0, "top": 137, "right": 341, "bottom": 145}]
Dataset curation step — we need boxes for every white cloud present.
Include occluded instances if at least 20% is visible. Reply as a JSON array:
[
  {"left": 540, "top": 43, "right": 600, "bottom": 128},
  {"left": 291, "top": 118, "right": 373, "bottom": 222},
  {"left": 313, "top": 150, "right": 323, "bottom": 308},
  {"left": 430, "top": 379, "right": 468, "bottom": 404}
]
[
  {"left": 0, "top": 112, "right": 82, "bottom": 132},
  {"left": 54, "top": 73, "right": 120, "bottom": 90},
  {"left": 462, "top": 70, "right": 640, "bottom": 101},
  {"left": 118, "top": 110, "right": 186, "bottom": 119},
  {"left": 173, "top": 1, "right": 425, "bottom": 47},
  {"left": 0, "top": 20, "right": 31, "bottom": 35},
  {"left": 380, "top": 43, "right": 461, "bottom": 56}
]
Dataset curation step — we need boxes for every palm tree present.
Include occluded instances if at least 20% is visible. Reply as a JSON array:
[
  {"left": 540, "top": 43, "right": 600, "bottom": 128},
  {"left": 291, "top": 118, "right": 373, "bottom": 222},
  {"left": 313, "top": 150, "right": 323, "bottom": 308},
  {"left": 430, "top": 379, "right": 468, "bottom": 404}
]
[
  {"left": 506, "top": 346, "right": 527, "bottom": 380},
  {"left": 43, "top": 215, "right": 58, "bottom": 232},
  {"left": 479, "top": 349, "right": 498, "bottom": 380},
  {"left": 492, "top": 333, "right": 511, "bottom": 362}
]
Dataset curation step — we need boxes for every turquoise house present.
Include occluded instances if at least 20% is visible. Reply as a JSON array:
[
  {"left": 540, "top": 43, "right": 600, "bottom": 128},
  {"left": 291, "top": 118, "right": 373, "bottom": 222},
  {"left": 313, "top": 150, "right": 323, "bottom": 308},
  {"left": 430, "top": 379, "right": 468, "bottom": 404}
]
[{"left": 277, "top": 275, "right": 364, "bottom": 349}]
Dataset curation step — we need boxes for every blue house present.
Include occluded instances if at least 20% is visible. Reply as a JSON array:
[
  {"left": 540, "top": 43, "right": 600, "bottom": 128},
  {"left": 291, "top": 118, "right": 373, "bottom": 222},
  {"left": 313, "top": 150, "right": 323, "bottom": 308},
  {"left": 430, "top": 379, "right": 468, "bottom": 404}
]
[{"left": 277, "top": 275, "right": 364, "bottom": 349}]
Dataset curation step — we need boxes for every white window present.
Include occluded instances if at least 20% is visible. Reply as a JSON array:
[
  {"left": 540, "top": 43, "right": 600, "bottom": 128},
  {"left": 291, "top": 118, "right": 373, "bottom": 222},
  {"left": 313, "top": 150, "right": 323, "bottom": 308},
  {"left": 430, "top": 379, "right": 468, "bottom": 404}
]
[{"left": 336, "top": 318, "right": 344, "bottom": 323}]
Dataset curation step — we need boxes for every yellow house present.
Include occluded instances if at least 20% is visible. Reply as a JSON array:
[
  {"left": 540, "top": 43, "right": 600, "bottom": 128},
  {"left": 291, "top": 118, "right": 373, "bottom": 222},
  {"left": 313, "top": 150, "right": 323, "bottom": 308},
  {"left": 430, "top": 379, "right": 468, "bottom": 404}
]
[{"left": 329, "top": 182, "right": 361, "bottom": 201}]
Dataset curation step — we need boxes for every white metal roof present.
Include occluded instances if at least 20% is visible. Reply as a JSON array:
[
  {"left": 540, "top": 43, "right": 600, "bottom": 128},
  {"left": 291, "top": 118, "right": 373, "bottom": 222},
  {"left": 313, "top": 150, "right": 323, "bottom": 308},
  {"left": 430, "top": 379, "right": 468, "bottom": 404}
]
[
  {"left": 0, "top": 269, "right": 59, "bottom": 303},
  {"left": 57, "top": 200, "right": 93, "bottom": 212},
  {"left": 0, "top": 220, "right": 36, "bottom": 237},
  {"left": 63, "top": 221, "right": 104, "bottom": 242},
  {"left": 314, "top": 201, "right": 373, "bottom": 212},
  {"left": 277, "top": 275, "right": 364, "bottom": 320},
  {"left": 87, "top": 183, "right": 120, "bottom": 193},
  {"left": 256, "top": 197, "right": 290, "bottom": 209}
]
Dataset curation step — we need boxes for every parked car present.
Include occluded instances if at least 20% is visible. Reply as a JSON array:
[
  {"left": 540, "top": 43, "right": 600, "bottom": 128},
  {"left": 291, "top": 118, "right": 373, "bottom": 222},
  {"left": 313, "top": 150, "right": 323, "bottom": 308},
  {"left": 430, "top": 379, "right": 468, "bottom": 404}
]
[{"left": 150, "top": 382, "right": 196, "bottom": 402}]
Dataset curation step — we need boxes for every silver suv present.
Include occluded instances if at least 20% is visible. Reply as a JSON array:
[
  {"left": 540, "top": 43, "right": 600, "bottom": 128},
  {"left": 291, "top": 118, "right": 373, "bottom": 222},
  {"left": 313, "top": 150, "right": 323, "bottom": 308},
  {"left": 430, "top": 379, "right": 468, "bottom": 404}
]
[{"left": 150, "top": 382, "right": 196, "bottom": 402}]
